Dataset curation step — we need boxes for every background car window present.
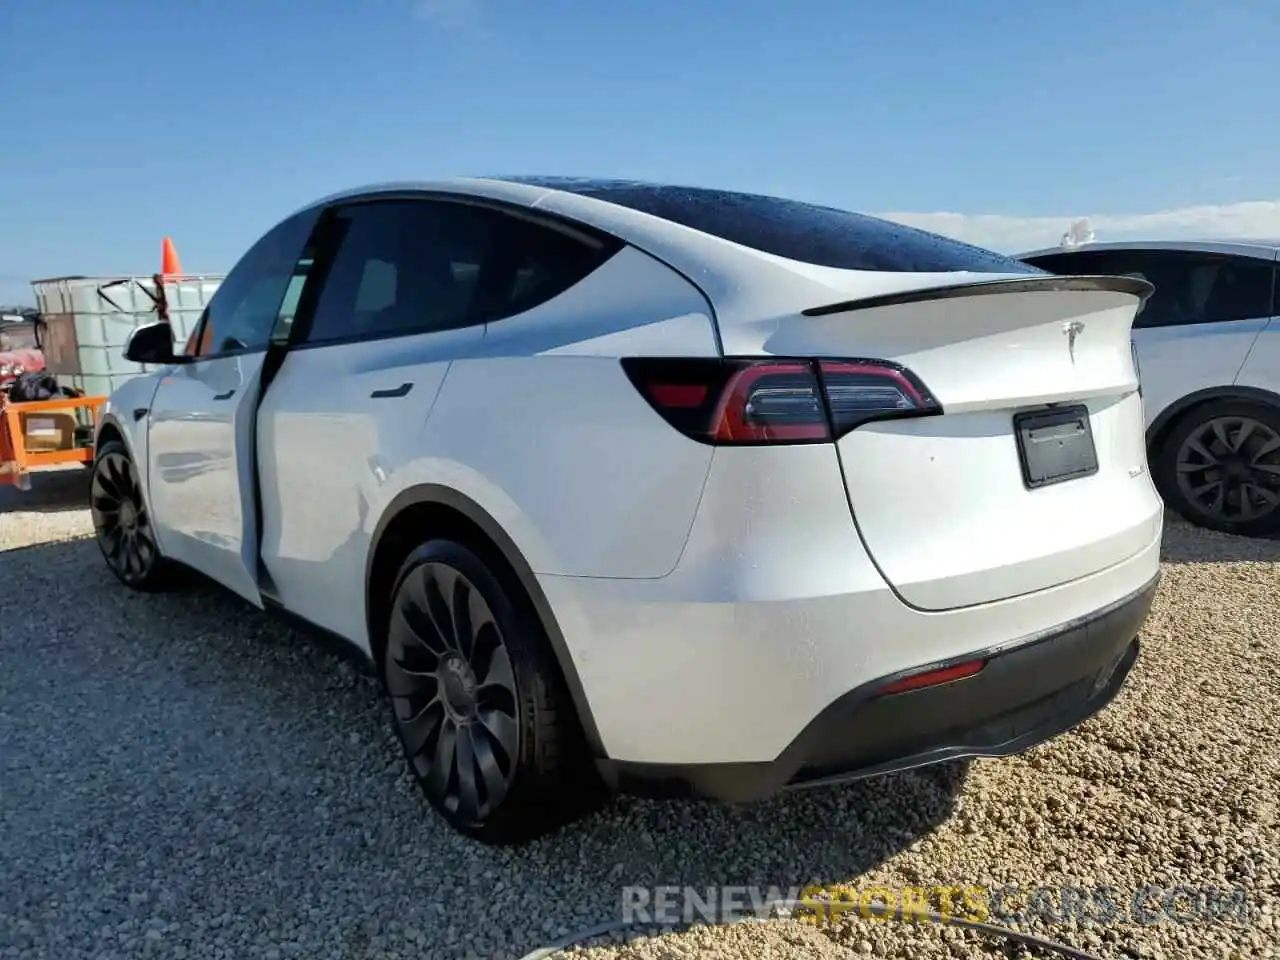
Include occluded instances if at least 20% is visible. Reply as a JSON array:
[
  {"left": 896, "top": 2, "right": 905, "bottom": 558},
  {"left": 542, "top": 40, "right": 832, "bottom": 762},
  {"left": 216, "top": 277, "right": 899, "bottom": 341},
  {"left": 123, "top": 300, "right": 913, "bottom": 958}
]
[
  {"left": 300, "top": 199, "right": 620, "bottom": 345},
  {"left": 193, "top": 209, "right": 319, "bottom": 357},
  {"left": 1023, "top": 250, "right": 1167, "bottom": 327},
  {"left": 1022, "top": 250, "right": 1276, "bottom": 329},
  {"left": 497, "top": 176, "right": 1042, "bottom": 275},
  {"left": 1019, "top": 252, "right": 1105, "bottom": 275},
  {"left": 1125, "top": 253, "right": 1271, "bottom": 327}
]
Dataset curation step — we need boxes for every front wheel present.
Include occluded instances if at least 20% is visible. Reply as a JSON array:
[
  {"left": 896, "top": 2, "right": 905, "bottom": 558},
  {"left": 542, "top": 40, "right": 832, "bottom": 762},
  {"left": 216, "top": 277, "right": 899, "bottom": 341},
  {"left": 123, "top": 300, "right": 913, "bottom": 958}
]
[
  {"left": 381, "top": 539, "right": 602, "bottom": 845},
  {"left": 1154, "top": 399, "right": 1280, "bottom": 537},
  {"left": 89, "top": 440, "right": 176, "bottom": 591}
]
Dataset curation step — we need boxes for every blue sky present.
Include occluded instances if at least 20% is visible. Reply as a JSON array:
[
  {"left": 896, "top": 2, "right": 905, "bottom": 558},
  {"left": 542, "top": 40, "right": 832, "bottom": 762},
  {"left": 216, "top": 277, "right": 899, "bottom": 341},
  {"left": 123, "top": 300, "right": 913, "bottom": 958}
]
[{"left": 2, "top": 0, "right": 1278, "bottom": 305}]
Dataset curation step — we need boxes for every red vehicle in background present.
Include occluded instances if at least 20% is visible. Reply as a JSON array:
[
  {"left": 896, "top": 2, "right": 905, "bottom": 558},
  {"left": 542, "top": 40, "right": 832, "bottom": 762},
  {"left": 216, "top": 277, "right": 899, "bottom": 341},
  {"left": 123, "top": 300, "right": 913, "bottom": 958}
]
[{"left": 0, "top": 309, "right": 46, "bottom": 387}]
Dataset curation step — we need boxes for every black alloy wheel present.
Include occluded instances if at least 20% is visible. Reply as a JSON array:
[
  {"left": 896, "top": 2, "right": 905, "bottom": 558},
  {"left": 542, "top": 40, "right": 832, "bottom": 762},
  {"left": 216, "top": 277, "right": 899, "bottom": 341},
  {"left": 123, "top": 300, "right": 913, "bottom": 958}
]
[
  {"left": 90, "top": 440, "right": 170, "bottom": 590},
  {"left": 386, "top": 558, "right": 521, "bottom": 822},
  {"left": 1159, "top": 400, "right": 1280, "bottom": 537},
  {"left": 382, "top": 539, "right": 597, "bottom": 844}
]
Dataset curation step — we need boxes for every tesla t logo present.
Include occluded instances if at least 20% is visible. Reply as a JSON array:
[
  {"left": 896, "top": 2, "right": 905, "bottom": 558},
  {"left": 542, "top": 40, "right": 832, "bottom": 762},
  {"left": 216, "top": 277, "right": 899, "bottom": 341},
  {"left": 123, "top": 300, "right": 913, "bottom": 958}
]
[{"left": 1063, "top": 321, "right": 1085, "bottom": 364}]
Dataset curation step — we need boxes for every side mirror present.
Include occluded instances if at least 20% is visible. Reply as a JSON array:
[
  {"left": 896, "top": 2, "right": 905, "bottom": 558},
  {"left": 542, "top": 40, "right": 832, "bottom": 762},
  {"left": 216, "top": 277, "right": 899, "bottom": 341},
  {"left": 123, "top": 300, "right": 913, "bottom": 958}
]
[{"left": 124, "top": 321, "right": 186, "bottom": 365}]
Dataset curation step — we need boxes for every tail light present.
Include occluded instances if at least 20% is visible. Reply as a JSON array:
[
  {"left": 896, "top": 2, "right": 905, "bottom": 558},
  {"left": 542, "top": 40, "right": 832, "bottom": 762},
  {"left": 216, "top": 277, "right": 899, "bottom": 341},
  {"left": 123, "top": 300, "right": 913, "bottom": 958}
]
[{"left": 621, "top": 357, "right": 941, "bottom": 445}]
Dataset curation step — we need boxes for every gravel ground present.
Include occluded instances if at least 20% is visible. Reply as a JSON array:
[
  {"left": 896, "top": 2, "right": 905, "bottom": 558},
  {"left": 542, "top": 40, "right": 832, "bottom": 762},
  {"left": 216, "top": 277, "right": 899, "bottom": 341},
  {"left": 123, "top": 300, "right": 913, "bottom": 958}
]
[{"left": 2, "top": 469, "right": 1278, "bottom": 960}]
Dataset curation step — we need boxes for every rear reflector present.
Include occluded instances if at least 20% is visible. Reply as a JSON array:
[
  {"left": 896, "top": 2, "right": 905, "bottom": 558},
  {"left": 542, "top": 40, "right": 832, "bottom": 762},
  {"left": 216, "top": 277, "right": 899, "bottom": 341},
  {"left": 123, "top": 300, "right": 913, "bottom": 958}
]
[
  {"left": 877, "top": 659, "right": 986, "bottom": 695},
  {"left": 622, "top": 357, "right": 941, "bottom": 445}
]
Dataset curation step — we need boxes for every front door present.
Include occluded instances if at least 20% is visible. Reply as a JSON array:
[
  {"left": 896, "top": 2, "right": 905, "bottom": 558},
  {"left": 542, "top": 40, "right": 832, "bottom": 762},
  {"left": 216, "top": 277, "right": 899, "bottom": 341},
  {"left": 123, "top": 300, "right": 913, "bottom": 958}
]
[
  {"left": 145, "top": 207, "right": 320, "bottom": 605},
  {"left": 146, "top": 354, "right": 267, "bottom": 603}
]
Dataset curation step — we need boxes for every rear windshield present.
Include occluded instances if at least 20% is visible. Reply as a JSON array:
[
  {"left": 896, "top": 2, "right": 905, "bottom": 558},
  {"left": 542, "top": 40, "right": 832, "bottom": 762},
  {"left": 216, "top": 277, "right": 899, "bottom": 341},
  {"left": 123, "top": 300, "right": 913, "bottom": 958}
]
[{"left": 499, "top": 177, "right": 1042, "bottom": 274}]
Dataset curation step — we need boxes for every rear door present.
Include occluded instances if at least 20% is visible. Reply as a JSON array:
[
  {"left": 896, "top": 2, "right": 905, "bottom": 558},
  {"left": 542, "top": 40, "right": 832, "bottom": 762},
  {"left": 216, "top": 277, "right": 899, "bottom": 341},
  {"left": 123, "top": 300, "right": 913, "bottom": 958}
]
[{"left": 145, "top": 209, "right": 318, "bottom": 605}]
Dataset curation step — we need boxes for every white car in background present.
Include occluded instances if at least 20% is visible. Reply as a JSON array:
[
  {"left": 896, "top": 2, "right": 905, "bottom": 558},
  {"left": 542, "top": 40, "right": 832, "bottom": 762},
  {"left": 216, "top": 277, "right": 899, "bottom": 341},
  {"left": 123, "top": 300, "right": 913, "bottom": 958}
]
[
  {"left": 1020, "top": 240, "right": 1280, "bottom": 537},
  {"left": 91, "top": 178, "right": 1162, "bottom": 844}
]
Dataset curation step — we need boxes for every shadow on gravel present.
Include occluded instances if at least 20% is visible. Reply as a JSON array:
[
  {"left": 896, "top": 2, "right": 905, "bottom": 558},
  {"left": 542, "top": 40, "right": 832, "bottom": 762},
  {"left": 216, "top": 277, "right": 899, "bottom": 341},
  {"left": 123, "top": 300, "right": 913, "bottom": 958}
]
[
  {"left": 0, "top": 466, "right": 89, "bottom": 514},
  {"left": 1, "top": 537, "right": 968, "bottom": 960},
  {"left": 1160, "top": 511, "right": 1280, "bottom": 564}
]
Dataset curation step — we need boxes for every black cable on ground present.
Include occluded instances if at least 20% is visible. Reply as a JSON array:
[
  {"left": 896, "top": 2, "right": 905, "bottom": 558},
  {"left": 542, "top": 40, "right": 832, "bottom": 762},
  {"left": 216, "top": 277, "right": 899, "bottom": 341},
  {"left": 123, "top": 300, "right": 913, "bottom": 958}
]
[{"left": 516, "top": 897, "right": 1109, "bottom": 960}]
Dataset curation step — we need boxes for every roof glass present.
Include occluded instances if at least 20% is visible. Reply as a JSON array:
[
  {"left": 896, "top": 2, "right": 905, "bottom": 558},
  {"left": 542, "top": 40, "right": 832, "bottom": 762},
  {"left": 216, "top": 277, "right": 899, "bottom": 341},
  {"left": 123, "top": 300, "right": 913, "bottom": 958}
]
[{"left": 498, "top": 177, "right": 1041, "bottom": 274}]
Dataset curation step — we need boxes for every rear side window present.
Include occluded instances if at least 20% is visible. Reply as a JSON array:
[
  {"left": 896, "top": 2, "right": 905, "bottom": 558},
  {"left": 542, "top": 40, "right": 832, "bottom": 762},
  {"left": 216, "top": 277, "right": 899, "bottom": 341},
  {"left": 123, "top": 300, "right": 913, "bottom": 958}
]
[
  {"left": 1025, "top": 250, "right": 1276, "bottom": 328},
  {"left": 298, "top": 199, "right": 620, "bottom": 346},
  {"left": 499, "top": 177, "right": 1041, "bottom": 274}
]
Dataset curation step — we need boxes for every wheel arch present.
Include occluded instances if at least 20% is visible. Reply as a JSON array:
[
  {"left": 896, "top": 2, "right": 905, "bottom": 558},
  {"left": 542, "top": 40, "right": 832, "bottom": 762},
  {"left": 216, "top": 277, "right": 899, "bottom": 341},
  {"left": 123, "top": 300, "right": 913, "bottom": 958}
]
[
  {"left": 94, "top": 411, "right": 151, "bottom": 491},
  {"left": 364, "top": 484, "right": 606, "bottom": 757},
  {"left": 95, "top": 414, "right": 126, "bottom": 452},
  {"left": 1146, "top": 385, "right": 1280, "bottom": 457}
]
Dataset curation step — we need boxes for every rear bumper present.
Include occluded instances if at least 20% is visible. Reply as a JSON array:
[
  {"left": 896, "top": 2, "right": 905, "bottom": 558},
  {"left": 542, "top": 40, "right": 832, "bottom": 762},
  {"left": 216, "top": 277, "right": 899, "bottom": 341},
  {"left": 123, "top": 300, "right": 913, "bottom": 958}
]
[{"left": 596, "top": 572, "right": 1157, "bottom": 804}]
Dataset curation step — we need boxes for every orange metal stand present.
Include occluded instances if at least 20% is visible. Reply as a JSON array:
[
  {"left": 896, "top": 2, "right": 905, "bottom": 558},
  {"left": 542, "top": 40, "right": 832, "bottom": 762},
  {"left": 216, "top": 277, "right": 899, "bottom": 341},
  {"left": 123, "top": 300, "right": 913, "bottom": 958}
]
[{"left": 0, "top": 394, "right": 106, "bottom": 490}]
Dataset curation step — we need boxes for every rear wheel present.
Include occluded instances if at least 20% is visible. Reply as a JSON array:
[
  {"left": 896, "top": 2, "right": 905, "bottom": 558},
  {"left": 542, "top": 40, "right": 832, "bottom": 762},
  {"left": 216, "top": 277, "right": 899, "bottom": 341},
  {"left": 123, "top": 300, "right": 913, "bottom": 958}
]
[
  {"left": 89, "top": 439, "right": 177, "bottom": 590},
  {"left": 381, "top": 538, "right": 601, "bottom": 845},
  {"left": 1155, "top": 399, "right": 1280, "bottom": 537}
]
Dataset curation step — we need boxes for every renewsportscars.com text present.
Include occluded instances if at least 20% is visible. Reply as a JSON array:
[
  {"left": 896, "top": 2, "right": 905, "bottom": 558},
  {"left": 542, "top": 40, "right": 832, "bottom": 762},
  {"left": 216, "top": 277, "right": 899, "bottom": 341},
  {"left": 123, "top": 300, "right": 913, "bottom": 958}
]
[{"left": 620, "top": 884, "right": 1254, "bottom": 927}]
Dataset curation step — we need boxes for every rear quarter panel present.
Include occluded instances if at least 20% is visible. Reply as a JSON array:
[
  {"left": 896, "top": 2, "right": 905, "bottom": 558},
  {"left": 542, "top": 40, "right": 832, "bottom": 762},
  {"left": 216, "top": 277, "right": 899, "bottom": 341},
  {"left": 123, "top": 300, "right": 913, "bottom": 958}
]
[
  {"left": 1232, "top": 317, "right": 1280, "bottom": 398},
  {"left": 1135, "top": 318, "right": 1268, "bottom": 430}
]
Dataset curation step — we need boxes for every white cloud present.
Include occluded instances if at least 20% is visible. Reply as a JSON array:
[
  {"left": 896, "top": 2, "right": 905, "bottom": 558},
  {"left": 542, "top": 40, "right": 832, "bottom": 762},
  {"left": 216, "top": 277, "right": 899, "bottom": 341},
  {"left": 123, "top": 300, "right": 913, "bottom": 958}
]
[{"left": 876, "top": 200, "right": 1280, "bottom": 255}]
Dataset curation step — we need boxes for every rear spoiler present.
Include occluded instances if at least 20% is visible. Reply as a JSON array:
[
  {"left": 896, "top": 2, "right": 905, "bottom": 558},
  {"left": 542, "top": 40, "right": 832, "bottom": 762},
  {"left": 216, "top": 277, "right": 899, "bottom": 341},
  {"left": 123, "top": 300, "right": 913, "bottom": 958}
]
[{"left": 801, "top": 275, "right": 1155, "bottom": 318}]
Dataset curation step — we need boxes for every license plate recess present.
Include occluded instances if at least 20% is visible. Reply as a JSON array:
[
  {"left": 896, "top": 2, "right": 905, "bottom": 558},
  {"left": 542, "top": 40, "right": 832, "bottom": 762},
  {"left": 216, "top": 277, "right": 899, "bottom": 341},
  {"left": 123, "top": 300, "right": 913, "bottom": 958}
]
[{"left": 1013, "top": 404, "right": 1098, "bottom": 489}]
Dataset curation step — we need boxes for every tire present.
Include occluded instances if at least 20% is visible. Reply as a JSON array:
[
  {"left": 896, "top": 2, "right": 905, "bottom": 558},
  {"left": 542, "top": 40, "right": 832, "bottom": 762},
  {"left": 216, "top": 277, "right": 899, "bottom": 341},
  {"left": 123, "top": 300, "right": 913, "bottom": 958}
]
[
  {"left": 1153, "top": 399, "right": 1280, "bottom": 537},
  {"left": 381, "top": 538, "right": 602, "bottom": 845},
  {"left": 89, "top": 439, "right": 178, "bottom": 591}
]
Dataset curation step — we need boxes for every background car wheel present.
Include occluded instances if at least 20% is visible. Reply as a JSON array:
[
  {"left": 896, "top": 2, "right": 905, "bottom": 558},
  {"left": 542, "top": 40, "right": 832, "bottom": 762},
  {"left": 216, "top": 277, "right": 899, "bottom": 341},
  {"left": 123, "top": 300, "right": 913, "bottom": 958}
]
[
  {"left": 1155, "top": 399, "right": 1280, "bottom": 537},
  {"left": 90, "top": 439, "right": 177, "bottom": 591},
  {"left": 382, "top": 539, "right": 602, "bottom": 845}
]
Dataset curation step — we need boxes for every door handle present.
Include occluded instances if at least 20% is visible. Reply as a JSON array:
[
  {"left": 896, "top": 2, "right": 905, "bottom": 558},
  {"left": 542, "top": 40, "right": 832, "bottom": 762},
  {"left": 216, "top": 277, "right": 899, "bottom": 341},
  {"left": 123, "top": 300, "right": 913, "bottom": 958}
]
[
  {"left": 371, "top": 382, "right": 413, "bottom": 399},
  {"left": 212, "top": 389, "right": 236, "bottom": 401}
]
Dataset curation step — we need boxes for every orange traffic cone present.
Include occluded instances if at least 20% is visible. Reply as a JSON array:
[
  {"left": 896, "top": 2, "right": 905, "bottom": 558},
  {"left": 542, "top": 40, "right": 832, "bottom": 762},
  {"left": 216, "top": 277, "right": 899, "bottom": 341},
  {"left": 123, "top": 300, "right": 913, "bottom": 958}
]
[{"left": 161, "top": 237, "right": 183, "bottom": 276}]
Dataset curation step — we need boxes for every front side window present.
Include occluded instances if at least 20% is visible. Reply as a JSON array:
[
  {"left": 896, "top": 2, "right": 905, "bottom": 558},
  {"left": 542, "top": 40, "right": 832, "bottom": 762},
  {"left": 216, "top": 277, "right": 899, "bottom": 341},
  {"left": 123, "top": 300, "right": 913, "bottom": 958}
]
[
  {"left": 191, "top": 209, "right": 320, "bottom": 358},
  {"left": 299, "top": 199, "right": 620, "bottom": 346}
]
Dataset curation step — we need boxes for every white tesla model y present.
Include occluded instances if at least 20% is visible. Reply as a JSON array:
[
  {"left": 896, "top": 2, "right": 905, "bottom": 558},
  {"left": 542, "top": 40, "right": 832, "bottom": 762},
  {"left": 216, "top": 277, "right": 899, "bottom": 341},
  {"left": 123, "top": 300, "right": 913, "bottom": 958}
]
[{"left": 91, "top": 178, "right": 1163, "bottom": 844}]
